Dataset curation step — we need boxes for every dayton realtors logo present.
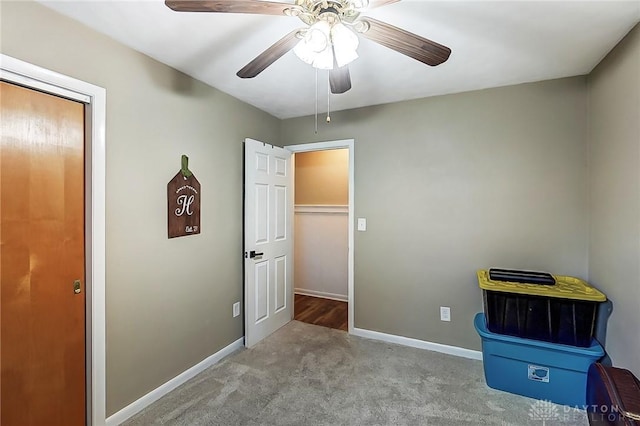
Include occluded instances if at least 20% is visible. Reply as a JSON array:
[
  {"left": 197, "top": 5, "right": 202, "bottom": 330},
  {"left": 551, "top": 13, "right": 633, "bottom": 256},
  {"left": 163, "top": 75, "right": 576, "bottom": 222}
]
[{"left": 528, "top": 400, "right": 631, "bottom": 424}]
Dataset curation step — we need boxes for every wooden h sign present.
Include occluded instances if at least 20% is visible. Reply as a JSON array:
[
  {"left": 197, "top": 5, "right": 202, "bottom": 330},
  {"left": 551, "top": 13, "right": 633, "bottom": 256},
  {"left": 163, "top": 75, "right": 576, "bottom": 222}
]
[{"left": 167, "top": 155, "right": 200, "bottom": 238}]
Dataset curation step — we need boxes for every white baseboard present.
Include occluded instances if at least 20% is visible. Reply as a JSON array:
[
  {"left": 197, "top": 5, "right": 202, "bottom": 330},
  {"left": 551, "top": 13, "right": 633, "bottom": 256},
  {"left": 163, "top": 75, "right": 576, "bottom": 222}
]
[
  {"left": 106, "top": 337, "right": 244, "bottom": 426},
  {"left": 295, "top": 288, "right": 348, "bottom": 302},
  {"left": 351, "top": 328, "right": 483, "bottom": 361}
]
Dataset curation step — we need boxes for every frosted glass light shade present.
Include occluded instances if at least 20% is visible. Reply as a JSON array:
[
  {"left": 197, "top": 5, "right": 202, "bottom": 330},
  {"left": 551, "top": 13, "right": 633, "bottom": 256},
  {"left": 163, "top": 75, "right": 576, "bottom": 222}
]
[
  {"left": 313, "top": 46, "right": 335, "bottom": 70},
  {"left": 294, "top": 21, "right": 334, "bottom": 69},
  {"left": 331, "top": 23, "right": 359, "bottom": 67},
  {"left": 306, "top": 21, "right": 331, "bottom": 52},
  {"left": 293, "top": 40, "right": 319, "bottom": 66}
]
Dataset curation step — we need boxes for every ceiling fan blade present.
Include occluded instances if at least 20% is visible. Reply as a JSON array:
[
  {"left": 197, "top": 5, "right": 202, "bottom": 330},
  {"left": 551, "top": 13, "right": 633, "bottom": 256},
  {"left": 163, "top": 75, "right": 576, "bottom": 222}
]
[
  {"left": 329, "top": 65, "right": 351, "bottom": 94},
  {"left": 367, "top": 0, "right": 401, "bottom": 9},
  {"left": 165, "top": 0, "right": 293, "bottom": 15},
  {"left": 359, "top": 17, "right": 451, "bottom": 66},
  {"left": 329, "top": 47, "right": 351, "bottom": 94},
  {"left": 237, "top": 30, "right": 301, "bottom": 78}
]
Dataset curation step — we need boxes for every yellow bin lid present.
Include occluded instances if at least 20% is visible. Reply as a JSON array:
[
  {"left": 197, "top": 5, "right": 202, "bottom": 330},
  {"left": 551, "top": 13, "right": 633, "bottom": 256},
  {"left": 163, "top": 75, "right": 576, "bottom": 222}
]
[{"left": 477, "top": 269, "right": 606, "bottom": 302}]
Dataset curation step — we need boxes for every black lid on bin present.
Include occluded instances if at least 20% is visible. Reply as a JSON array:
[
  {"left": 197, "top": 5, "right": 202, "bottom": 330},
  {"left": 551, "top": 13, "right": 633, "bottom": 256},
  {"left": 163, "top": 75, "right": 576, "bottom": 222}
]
[{"left": 489, "top": 268, "right": 556, "bottom": 286}]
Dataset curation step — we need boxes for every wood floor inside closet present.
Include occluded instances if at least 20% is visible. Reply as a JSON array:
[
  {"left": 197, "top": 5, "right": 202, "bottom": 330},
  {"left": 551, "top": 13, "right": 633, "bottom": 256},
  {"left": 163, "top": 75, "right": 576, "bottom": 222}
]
[{"left": 294, "top": 294, "right": 348, "bottom": 331}]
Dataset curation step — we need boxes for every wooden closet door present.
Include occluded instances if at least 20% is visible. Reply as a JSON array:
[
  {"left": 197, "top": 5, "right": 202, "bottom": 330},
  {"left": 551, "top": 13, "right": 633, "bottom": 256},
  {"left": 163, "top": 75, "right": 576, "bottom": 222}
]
[{"left": 1, "top": 81, "right": 86, "bottom": 425}]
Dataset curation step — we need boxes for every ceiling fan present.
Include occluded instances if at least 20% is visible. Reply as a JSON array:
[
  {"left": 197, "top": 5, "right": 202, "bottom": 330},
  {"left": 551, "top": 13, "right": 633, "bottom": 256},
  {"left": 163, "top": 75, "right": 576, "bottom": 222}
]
[{"left": 165, "top": 0, "right": 451, "bottom": 94}]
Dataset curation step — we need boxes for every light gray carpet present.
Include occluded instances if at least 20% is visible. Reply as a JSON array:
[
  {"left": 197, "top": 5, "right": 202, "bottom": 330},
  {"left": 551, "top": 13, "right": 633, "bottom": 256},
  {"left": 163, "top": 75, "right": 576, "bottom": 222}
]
[{"left": 124, "top": 321, "right": 587, "bottom": 425}]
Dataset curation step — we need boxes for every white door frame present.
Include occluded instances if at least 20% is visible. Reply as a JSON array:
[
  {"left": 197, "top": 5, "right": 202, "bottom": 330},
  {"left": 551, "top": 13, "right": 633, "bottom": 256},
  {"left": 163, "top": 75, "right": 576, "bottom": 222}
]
[
  {"left": 286, "top": 139, "right": 355, "bottom": 333},
  {"left": 1, "top": 54, "right": 107, "bottom": 425}
]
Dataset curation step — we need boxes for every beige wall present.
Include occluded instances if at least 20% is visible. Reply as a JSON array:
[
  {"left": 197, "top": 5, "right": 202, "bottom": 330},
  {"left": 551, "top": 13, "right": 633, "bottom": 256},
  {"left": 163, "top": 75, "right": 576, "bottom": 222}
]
[
  {"left": 282, "top": 78, "right": 589, "bottom": 351},
  {"left": 587, "top": 24, "right": 640, "bottom": 378},
  {"left": 294, "top": 149, "right": 349, "bottom": 205},
  {"left": 0, "top": 1, "right": 280, "bottom": 415}
]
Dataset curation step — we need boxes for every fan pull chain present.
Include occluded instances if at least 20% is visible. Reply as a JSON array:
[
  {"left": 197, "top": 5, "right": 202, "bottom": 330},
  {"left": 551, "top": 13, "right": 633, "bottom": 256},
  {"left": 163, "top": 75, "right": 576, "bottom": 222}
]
[
  {"left": 326, "top": 71, "right": 331, "bottom": 123},
  {"left": 314, "top": 68, "right": 318, "bottom": 134}
]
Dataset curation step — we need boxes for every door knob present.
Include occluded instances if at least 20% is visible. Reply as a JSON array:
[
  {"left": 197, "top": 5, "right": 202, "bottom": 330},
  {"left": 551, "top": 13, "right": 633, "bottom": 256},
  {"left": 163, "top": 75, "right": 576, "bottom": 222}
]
[
  {"left": 249, "top": 250, "right": 264, "bottom": 259},
  {"left": 73, "top": 279, "right": 82, "bottom": 294}
]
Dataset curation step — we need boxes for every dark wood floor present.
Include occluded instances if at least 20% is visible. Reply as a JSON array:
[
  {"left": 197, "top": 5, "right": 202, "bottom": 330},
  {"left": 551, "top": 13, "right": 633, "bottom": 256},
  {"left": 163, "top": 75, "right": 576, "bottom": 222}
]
[{"left": 294, "top": 294, "right": 348, "bottom": 331}]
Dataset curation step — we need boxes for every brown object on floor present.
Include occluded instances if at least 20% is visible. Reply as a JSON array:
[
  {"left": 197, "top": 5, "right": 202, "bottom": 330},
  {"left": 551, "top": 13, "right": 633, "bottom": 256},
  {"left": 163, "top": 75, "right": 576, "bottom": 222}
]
[
  {"left": 294, "top": 294, "right": 347, "bottom": 331},
  {"left": 587, "top": 363, "right": 640, "bottom": 425}
]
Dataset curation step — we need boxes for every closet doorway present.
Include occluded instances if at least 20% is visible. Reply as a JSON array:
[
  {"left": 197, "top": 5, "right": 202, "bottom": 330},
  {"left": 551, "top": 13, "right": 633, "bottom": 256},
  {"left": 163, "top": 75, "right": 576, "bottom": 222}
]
[{"left": 287, "top": 140, "right": 354, "bottom": 333}]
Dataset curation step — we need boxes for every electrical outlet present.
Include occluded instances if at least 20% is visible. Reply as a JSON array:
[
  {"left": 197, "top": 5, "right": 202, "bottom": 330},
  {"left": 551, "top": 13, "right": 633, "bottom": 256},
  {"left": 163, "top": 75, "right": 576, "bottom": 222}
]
[
  {"left": 440, "top": 306, "right": 451, "bottom": 322},
  {"left": 233, "top": 302, "right": 240, "bottom": 318}
]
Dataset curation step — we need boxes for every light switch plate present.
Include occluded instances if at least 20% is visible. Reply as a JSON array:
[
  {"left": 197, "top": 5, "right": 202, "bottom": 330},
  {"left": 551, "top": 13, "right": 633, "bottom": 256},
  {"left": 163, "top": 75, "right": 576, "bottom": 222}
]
[
  {"left": 440, "top": 306, "right": 451, "bottom": 322},
  {"left": 233, "top": 302, "right": 240, "bottom": 318},
  {"left": 357, "top": 218, "right": 367, "bottom": 231}
]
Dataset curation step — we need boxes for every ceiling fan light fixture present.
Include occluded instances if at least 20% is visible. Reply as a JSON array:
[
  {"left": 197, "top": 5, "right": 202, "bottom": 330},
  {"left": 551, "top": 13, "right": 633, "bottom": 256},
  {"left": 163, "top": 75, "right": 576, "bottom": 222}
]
[{"left": 294, "top": 19, "right": 359, "bottom": 70}]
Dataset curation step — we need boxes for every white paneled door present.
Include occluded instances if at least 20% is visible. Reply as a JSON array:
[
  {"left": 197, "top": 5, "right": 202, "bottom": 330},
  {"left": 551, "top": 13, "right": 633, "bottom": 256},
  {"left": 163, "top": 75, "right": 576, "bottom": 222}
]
[{"left": 244, "top": 139, "right": 293, "bottom": 347}]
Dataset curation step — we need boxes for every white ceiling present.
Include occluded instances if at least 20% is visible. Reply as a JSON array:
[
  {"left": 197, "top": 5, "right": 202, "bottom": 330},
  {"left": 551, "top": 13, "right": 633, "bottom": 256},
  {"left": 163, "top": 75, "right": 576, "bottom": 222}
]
[{"left": 39, "top": 0, "right": 640, "bottom": 119}]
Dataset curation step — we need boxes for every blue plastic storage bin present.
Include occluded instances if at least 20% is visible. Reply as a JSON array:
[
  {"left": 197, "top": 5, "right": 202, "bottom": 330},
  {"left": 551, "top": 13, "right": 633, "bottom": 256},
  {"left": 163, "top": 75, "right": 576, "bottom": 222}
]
[{"left": 474, "top": 313, "right": 604, "bottom": 407}]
